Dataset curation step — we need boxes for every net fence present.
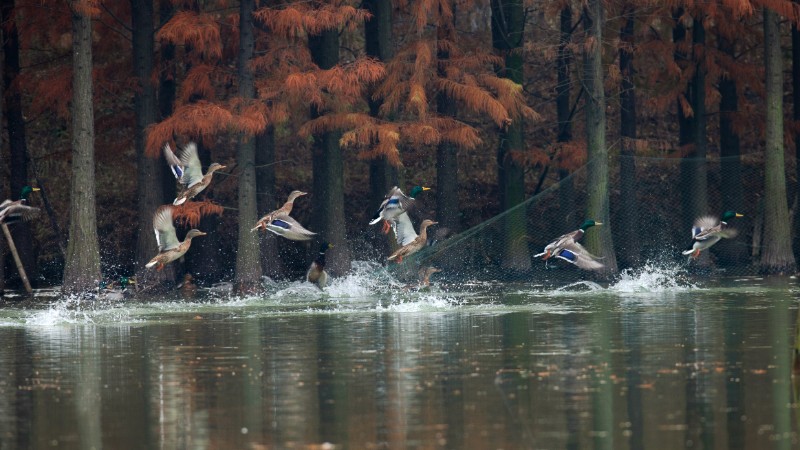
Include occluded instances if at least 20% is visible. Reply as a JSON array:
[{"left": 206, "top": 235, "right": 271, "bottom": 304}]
[{"left": 390, "top": 152, "right": 789, "bottom": 285}]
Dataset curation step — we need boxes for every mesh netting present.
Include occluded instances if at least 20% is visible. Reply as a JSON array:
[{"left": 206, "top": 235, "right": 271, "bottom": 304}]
[{"left": 390, "top": 153, "right": 785, "bottom": 284}]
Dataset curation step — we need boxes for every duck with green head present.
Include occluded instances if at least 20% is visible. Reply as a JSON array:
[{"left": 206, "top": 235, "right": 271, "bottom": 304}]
[
  {"left": 0, "top": 186, "right": 41, "bottom": 224},
  {"left": 307, "top": 242, "right": 333, "bottom": 289},
  {"left": 370, "top": 186, "right": 430, "bottom": 234},
  {"left": 683, "top": 211, "right": 744, "bottom": 259},
  {"left": 534, "top": 219, "right": 604, "bottom": 270}
]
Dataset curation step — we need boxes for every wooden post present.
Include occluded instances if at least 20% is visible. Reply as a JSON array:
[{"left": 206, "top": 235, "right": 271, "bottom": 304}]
[{"left": 1, "top": 223, "right": 32, "bottom": 294}]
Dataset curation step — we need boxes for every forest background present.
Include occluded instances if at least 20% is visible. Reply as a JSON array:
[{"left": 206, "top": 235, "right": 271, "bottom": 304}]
[{"left": 0, "top": 0, "right": 799, "bottom": 295}]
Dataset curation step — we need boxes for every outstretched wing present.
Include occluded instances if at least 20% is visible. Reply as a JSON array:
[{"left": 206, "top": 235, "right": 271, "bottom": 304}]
[
  {"left": 691, "top": 216, "right": 720, "bottom": 239},
  {"left": 390, "top": 212, "right": 418, "bottom": 246},
  {"left": 392, "top": 188, "right": 415, "bottom": 211},
  {"left": 266, "top": 213, "right": 316, "bottom": 241},
  {"left": 179, "top": 143, "right": 204, "bottom": 188},
  {"left": 555, "top": 242, "right": 604, "bottom": 271},
  {"left": 153, "top": 205, "right": 180, "bottom": 251},
  {"left": 370, "top": 186, "right": 400, "bottom": 224},
  {"left": 163, "top": 144, "right": 184, "bottom": 179},
  {"left": 0, "top": 204, "right": 39, "bottom": 223}
]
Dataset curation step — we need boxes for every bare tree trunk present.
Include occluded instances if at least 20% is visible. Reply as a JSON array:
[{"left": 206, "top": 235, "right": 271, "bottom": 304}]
[
  {"left": 365, "top": 0, "right": 399, "bottom": 254},
  {"left": 761, "top": 7, "right": 796, "bottom": 273},
  {"left": 1, "top": 0, "right": 35, "bottom": 282},
  {"left": 234, "top": 0, "right": 262, "bottom": 293},
  {"left": 557, "top": 6, "right": 575, "bottom": 231},
  {"left": 793, "top": 12, "right": 800, "bottom": 260},
  {"left": 158, "top": 0, "right": 176, "bottom": 205},
  {"left": 582, "top": 0, "right": 617, "bottom": 275},
  {"left": 62, "top": 5, "right": 101, "bottom": 294},
  {"left": 718, "top": 34, "right": 747, "bottom": 266},
  {"left": 618, "top": 3, "right": 640, "bottom": 267},
  {"left": 491, "top": 0, "right": 530, "bottom": 272},
  {"left": 256, "top": 128, "right": 286, "bottom": 278},
  {"left": 679, "top": 16, "right": 709, "bottom": 237},
  {"left": 132, "top": 0, "right": 171, "bottom": 290},
  {"left": 435, "top": 5, "right": 460, "bottom": 235},
  {"left": 309, "top": 29, "right": 350, "bottom": 275}
]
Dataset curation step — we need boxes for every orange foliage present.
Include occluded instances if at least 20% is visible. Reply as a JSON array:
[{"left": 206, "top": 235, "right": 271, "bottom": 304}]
[
  {"left": 172, "top": 201, "right": 224, "bottom": 228},
  {"left": 157, "top": 11, "right": 223, "bottom": 62},
  {"left": 145, "top": 101, "right": 235, "bottom": 157},
  {"left": 178, "top": 65, "right": 224, "bottom": 104},
  {"left": 255, "top": 4, "right": 370, "bottom": 38}
]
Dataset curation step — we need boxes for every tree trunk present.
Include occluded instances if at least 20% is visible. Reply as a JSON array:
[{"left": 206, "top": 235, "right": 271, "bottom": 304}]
[
  {"left": 582, "top": 0, "right": 617, "bottom": 274},
  {"left": 618, "top": 3, "right": 640, "bottom": 267},
  {"left": 435, "top": 7, "right": 460, "bottom": 234},
  {"left": 679, "top": 17, "right": 709, "bottom": 235},
  {"left": 761, "top": 7, "right": 796, "bottom": 273},
  {"left": 256, "top": 128, "right": 285, "bottom": 278},
  {"left": 718, "top": 34, "right": 747, "bottom": 266},
  {"left": 1, "top": 0, "right": 35, "bottom": 283},
  {"left": 365, "top": 0, "right": 399, "bottom": 253},
  {"left": 557, "top": 6, "right": 575, "bottom": 231},
  {"left": 234, "top": 0, "right": 262, "bottom": 293},
  {"left": 491, "top": 0, "right": 530, "bottom": 273},
  {"left": 132, "top": 0, "right": 172, "bottom": 290},
  {"left": 62, "top": 5, "right": 101, "bottom": 294},
  {"left": 158, "top": 0, "right": 177, "bottom": 205},
  {"left": 793, "top": 16, "right": 800, "bottom": 260},
  {"left": 309, "top": 29, "right": 350, "bottom": 276}
]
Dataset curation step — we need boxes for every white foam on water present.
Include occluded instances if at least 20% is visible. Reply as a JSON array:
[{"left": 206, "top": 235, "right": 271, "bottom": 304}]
[{"left": 609, "top": 262, "right": 700, "bottom": 294}]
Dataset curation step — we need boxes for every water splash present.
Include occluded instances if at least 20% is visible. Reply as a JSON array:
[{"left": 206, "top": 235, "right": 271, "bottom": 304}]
[{"left": 609, "top": 261, "right": 699, "bottom": 294}]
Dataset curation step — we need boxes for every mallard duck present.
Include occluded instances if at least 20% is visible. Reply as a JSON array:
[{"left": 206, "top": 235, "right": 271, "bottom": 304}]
[
  {"left": 534, "top": 219, "right": 604, "bottom": 271},
  {"left": 252, "top": 190, "right": 307, "bottom": 232},
  {"left": 98, "top": 276, "right": 135, "bottom": 300},
  {"left": 306, "top": 242, "right": 333, "bottom": 289},
  {"left": 370, "top": 186, "right": 430, "bottom": 234},
  {"left": 177, "top": 273, "right": 198, "bottom": 298},
  {"left": 163, "top": 142, "right": 226, "bottom": 205},
  {"left": 683, "top": 211, "right": 743, "bottom": 259},
  {"left": 0, "top": 186, "right": 41, "bottom": 224},
  {"left": 145, "top": 205, "right": 207, "bottom": 270},
  {"left": 388, "top": 219, "right": 437, "bottom": 263},
  {"left": 418, "top": 266, "right": 441, "bottom": 287},
  {"left": 264, "top": 212, "right": 316, "bottom": 241}
]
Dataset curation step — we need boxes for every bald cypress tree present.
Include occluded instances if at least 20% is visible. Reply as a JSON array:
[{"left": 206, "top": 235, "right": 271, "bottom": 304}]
[
  {"left": 62, "top": 2, "right": 101, "bottom": 294},
  {"left": 582, "top": 0, "right": 617, "bottom": 275},
  {"left": 761, "top": 6, "right": 796, "bottom": 273}
]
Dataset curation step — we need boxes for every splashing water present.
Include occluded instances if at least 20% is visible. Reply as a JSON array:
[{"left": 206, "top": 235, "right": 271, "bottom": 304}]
[{"left": 609, "top": 261, "right": 699, "bottom": 294}]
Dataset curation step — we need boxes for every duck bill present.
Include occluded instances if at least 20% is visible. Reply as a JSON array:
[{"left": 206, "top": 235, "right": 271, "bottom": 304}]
[
  {"left": 422, "top": 187, "right": 431, "bottom": 191},
  {"left": 735, "top": 213, "right": 744, "bottom": 218},
  {"left": 594, "top": 222, "right": 603, "bottom": 226}
]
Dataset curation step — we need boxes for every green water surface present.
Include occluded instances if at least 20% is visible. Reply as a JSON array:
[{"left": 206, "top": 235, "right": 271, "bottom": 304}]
[{"left": 0, "top": 270, "right": 797, "bottom": 450}]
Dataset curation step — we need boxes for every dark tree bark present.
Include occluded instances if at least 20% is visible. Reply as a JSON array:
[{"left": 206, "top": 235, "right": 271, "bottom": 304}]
[
  {"left": 234, "top": 0, "right": 262, "bottom": 293},
  {"left": 1, "top": 0, "right": 35, "bottom": 282},
  {"left": 364, "top": 0, "right": 400, "bottom": 253},
  {"left": 679, "top": 16, "right": 709, "bottom": 235},
  {"left": 309, "top": 29, "right": 350, "bottom": 275},
  {"left": 557, "top": 6, "right": 575, "bottom": 231},
  {"left": 158, "top": 0, "right": 176, "bottom": 205},
  {"left": 717, "top": 34, "right": 747, "bottom": 266},
  {"left": 131, "top": 0, "right": 172, "bottom": 289},
  {"left": 62, "top": 5, "right": 101, "bottom": 294},
  {"left": 617, "top": 3, "right": 641, "bottom": 267},
  {"left": 255, "top": 128, "right": 285, "bottom": 278},
  {"left": 761, "top": 7, "right": 796, "bottom": 273},
  {"left": 435, "top": 5, "right": 460, "bottom": 234},
  {"left": 491, "top": 0, "right": 530, "bottom": 272},
  {"left": 582, "top": 0, "right": 617, "bottom": 274},
  {"left": 793, "top": 12, "right": 800, "bottom": 260}
]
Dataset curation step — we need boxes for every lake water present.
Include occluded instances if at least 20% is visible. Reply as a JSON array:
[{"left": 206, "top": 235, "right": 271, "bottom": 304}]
[{"left": 0, "top": 262, "right": 797, "bottom": 449}]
